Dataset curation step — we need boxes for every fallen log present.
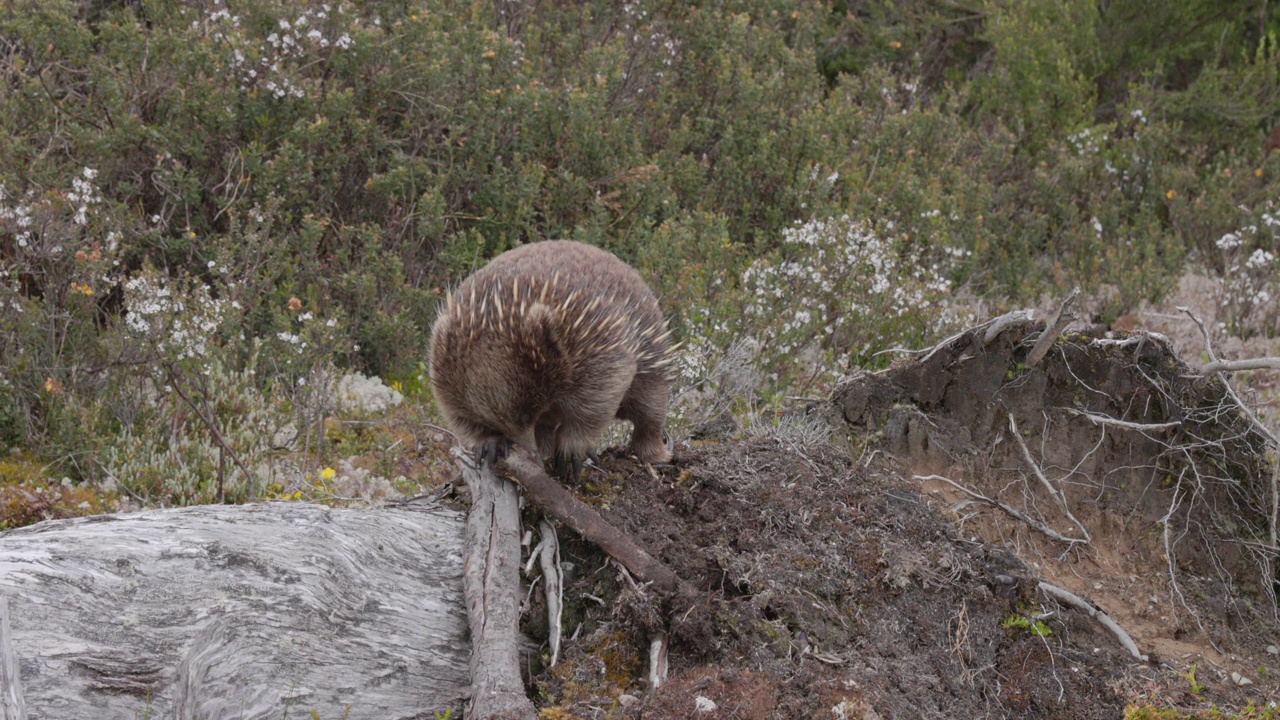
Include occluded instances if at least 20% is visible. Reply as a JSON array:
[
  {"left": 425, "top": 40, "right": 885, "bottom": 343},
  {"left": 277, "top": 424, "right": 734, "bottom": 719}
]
[{"left": 0, "top": 502, "right": 470, "bottom": 720}]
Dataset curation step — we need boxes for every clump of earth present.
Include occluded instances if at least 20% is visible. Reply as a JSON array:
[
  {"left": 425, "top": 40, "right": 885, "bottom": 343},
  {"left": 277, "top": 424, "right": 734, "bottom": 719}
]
[{"left": 520, "top": 319, "right": 1280, "bottom": 719}]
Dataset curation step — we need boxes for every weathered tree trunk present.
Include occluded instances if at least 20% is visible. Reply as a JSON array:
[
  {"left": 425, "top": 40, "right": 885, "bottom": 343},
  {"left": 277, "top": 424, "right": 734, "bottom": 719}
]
[
  {"left": 0, "top": 502, "right": 469, "bottom": 720},
  {"left": 457, "top": 450, "right": 537, "bottom": 720}
]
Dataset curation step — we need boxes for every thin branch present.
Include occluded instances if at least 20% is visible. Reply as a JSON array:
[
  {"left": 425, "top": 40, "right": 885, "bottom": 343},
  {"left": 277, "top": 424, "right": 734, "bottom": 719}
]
[
  {"left": 1062, "top": 408, "right": 1180, "bottom": 433},
  {"left": 915, "top": 474, "right": 1089, "bottom": 546},
  {"left": 1037, "top": 581, "right": 1145, "bottom": 661},
  {"left": 165, "top": 365, "right": 255, "bottom": 502},
  {"left": 1026, "top": 289, "right": 1079, "bottom": 367},
  {"left": 504, "top": 447, "right": 698, "bottom": 599},
  {"left": 1200, "top": 357, "right": 1280, "bottom": 374},
  {"left": 982, "top": 309, "right": 1037, "bottom": 347},
  {"left": 1008, "top": 414, "right": 1092, "bottom": 543}
]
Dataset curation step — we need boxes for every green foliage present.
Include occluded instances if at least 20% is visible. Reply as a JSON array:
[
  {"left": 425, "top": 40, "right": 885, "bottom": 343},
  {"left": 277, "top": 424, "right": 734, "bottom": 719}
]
[
  {"left": 1179, "top": 663, "right": 1206, "bottom": 696},
  {"left": 1, "top": 0, "right": 1279, "bottom": 502},
  {"left": 1001, "top": 614, "right": 1053, "bottom": 638},
  {"left": 972, "top": 0, "right": 1100, "bottom": 152}
]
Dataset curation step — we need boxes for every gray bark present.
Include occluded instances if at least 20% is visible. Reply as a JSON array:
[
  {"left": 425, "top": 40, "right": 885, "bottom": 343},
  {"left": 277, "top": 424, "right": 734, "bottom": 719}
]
[
  {"left": 458, "top": 451, "right": 537, "bottom": 720},
  {"left": 0, "top": 502, "right": 469, "bottom": 720}
]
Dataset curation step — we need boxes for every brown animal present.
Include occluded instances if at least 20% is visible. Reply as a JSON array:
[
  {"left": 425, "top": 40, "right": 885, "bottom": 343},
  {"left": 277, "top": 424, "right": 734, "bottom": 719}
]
[{"left": 429, "top": 241, "right": 675, "bottom": 476}]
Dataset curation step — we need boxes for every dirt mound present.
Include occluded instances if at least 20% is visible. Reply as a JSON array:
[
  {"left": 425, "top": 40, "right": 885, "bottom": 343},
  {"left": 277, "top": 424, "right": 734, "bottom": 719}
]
[{"left": 523, "top": 320, "right": 1279, "bottom": 718}]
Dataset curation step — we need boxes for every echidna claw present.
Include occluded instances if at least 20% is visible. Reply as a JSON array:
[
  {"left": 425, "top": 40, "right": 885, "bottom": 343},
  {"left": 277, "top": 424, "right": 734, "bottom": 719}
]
[
  {"left": 553, "top": 451, "right": 591, "bottom": 482},
  {"left": 475, "top": 437, "right": 513, "bottom": 467}
]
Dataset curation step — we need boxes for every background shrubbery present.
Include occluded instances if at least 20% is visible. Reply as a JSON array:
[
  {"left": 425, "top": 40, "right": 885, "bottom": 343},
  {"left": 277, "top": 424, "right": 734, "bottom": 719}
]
[{"left": 1, "top": 0, "right": 1278, "bottom": 506}]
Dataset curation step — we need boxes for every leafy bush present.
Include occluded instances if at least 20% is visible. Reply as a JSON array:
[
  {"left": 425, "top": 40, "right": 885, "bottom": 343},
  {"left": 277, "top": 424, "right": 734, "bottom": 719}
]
[
  {"left": 0, "top": 0, "right": 1278, "bottom": 511},
  {"left": 741, "top": 214, "right": 969, "bottom": 381}
]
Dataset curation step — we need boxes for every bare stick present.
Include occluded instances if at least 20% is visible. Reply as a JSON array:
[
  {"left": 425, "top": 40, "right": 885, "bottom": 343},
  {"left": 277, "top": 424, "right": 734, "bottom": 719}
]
[
  {"left": 504, "top": 448, "right": 697, "bottom": 598},
  {"left": 1037, "top": 581, "right": 1145, "bottom": 661},
  {"left": 1008, "top": 415, "right": 1092, "bottom": 543},
  {"left": 1062, "top": 408, "right": 1180, "bottom": 433},
  {"left": 0, "top": 594, "right": 26, "bottom": 720},
  {"left": 915, "top": 474, "right": 1089, "bottom": 546},
  {"left": 1026, "top": 289, "right": 1079, "bottom": 367},
  {"left": 982, "top": 309, "right": 1036, "bottom": 346},
  {"left": 166, "top": 365, "right": 256, "bottom": 501},
  {"left": 535, "top": 519, "right": 563, "bottom": 668},
  {"left": 457, "top": 449, "right": 537, "bottom": 720},
  {"left": 1200, "top": 357, "right": 1280, "bottom": 374}
]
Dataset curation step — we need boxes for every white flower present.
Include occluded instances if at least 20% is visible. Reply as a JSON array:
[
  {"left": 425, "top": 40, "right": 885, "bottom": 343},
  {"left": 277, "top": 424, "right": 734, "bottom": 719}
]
[{"left": 1246, "top": 248, "right": 1275, "bottom": 269}]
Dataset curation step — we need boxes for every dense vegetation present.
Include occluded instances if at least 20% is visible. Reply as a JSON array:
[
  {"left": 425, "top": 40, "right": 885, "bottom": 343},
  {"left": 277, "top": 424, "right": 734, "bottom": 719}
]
[{"left": 0, "top": 0, "right": 1278, "bottom": 508}]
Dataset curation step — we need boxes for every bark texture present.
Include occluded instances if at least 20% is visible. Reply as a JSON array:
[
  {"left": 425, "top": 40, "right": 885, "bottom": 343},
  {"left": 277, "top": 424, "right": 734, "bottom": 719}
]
[
  {"left": 0, "top": 502, "right": 469, "bottom": 720},
  {"left": 459, "top": 451, "right": 537, "bottom": 720}
]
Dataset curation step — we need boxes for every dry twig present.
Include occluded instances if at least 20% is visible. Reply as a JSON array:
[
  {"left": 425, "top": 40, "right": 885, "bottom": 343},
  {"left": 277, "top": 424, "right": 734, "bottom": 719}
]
[
  {"left": 915, "top": 474, "right": 1089, "bottom": 546},
  {"left": 1063, "top": 407, "right": 1180, "bottom": 433},
  {"left": 1008, "top": 414, "right": 1092, "bottom": 543},
  {"left": 1026, "top": 289, "right": 1079, "bottom": 367},
  {"left": 1037, "top": 581, "right": 1145, "bottom": 661}
]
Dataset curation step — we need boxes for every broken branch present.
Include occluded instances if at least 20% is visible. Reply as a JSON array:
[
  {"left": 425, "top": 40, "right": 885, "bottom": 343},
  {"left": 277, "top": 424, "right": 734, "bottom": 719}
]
[
  {"left": 457, "top": 449, "right": 538, "bottom": 720},
  {"left": 1037, "top": 581, "right": 1145, "bottom": 661},
  {"left": 1063, "top": 408, "right": 1180, "bottom": 433},
  {"left": 504, "top": 447, "right": 698, "bottom": 599},
  {"left": 915, "top": 474, "right": 1089, "bottom": 546},
  {"left": 1026, "top": 289, "right": 1079, "bottom": 367},
  {"left": 1200, "top": 357, "right": 1280, "bottom": 374},
  {"left": 1008, "top": 414, "right": 1092, "bottom": 544}
]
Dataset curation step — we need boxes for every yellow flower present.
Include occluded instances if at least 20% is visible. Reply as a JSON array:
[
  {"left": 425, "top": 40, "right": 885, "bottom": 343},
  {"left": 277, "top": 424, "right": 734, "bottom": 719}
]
[
  {"left": 890, "top": 41, "right": 903, "bottom": 49},
  {"left": 1257, "top": 168, "right": 1265, "bottom": 177},
  {"left": 44, "top": 377, "right": 63, "bottom": 394},
  {"left": 292, "top": 491, "right": 303, "bottom": 500},
  {"left": 1165, "top": 190, "right": 1175, "bottom": 199},
  {"left": 320, "top": 467, "right": 336, "bottom": 481}
]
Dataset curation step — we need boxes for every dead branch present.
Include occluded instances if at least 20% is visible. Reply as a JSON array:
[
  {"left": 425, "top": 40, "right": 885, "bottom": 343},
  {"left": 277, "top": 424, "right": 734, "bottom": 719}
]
[
  {"left": 1063, "top": 407, "right": 1180, "bottom": 433},
  {"left": 915, "top": 474, "right": 1089, "bottom": 546},
  {"left": 535, "top": 519, "right": 563, "bottom": 668},
  {"left": 1200, "top": 357, "right": 1280, "bottom": 374},
  {"left": 648, "top": 633, "right": 669, "bottom": 689},
  {"left": 1037, "top": 581, "right": 1145, "bottom": 661},
  {"left": 982, "top": 309, "right": 1037, "bottom": 347},
  {"left": 457, "top": 449, "right": 538, "bottom": 720},
  {"left": 916, "top": 309, "right": 1031, "bottom": 366},
  {"left": 1007, "top": 414, "right": 1092, "bottom": 544},
  {"left": 504, "top": 447, "right": 698, "bottom": 599},
  {"left": 1026, "top": 289, "right": 1079, "bottom": 367}
]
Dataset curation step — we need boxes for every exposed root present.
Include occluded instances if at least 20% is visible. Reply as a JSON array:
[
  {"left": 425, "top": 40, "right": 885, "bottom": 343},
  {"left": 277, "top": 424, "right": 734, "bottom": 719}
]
[
  {"left": 1007, "top": 414, "right": 1092, "bottom": 544},
  {"left": 915, "top": 474, "right": 1089, "bottom": 546},
  {"left": 1038, "top": 581, "right": 1146, "bottom": 662}
]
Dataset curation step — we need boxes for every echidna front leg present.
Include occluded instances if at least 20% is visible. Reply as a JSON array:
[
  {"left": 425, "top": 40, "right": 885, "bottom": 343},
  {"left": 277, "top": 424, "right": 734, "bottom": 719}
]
[
  {"left": 618, "top": 372, "right": 673, "bottom": 463},
  {"left": 474, "top": 436, "right": 513, "bottom": 466}
]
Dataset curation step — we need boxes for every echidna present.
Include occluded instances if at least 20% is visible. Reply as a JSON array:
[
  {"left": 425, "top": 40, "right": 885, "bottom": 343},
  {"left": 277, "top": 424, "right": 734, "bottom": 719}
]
[{"left": 429, "top": 240, "right": 674, "bottom": 476}]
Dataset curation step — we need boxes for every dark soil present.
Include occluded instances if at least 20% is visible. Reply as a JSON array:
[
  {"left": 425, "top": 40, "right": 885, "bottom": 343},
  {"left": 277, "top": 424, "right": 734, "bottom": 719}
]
[{"left": 523, "top": 321, "right": 1280, "bottom": 718}]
